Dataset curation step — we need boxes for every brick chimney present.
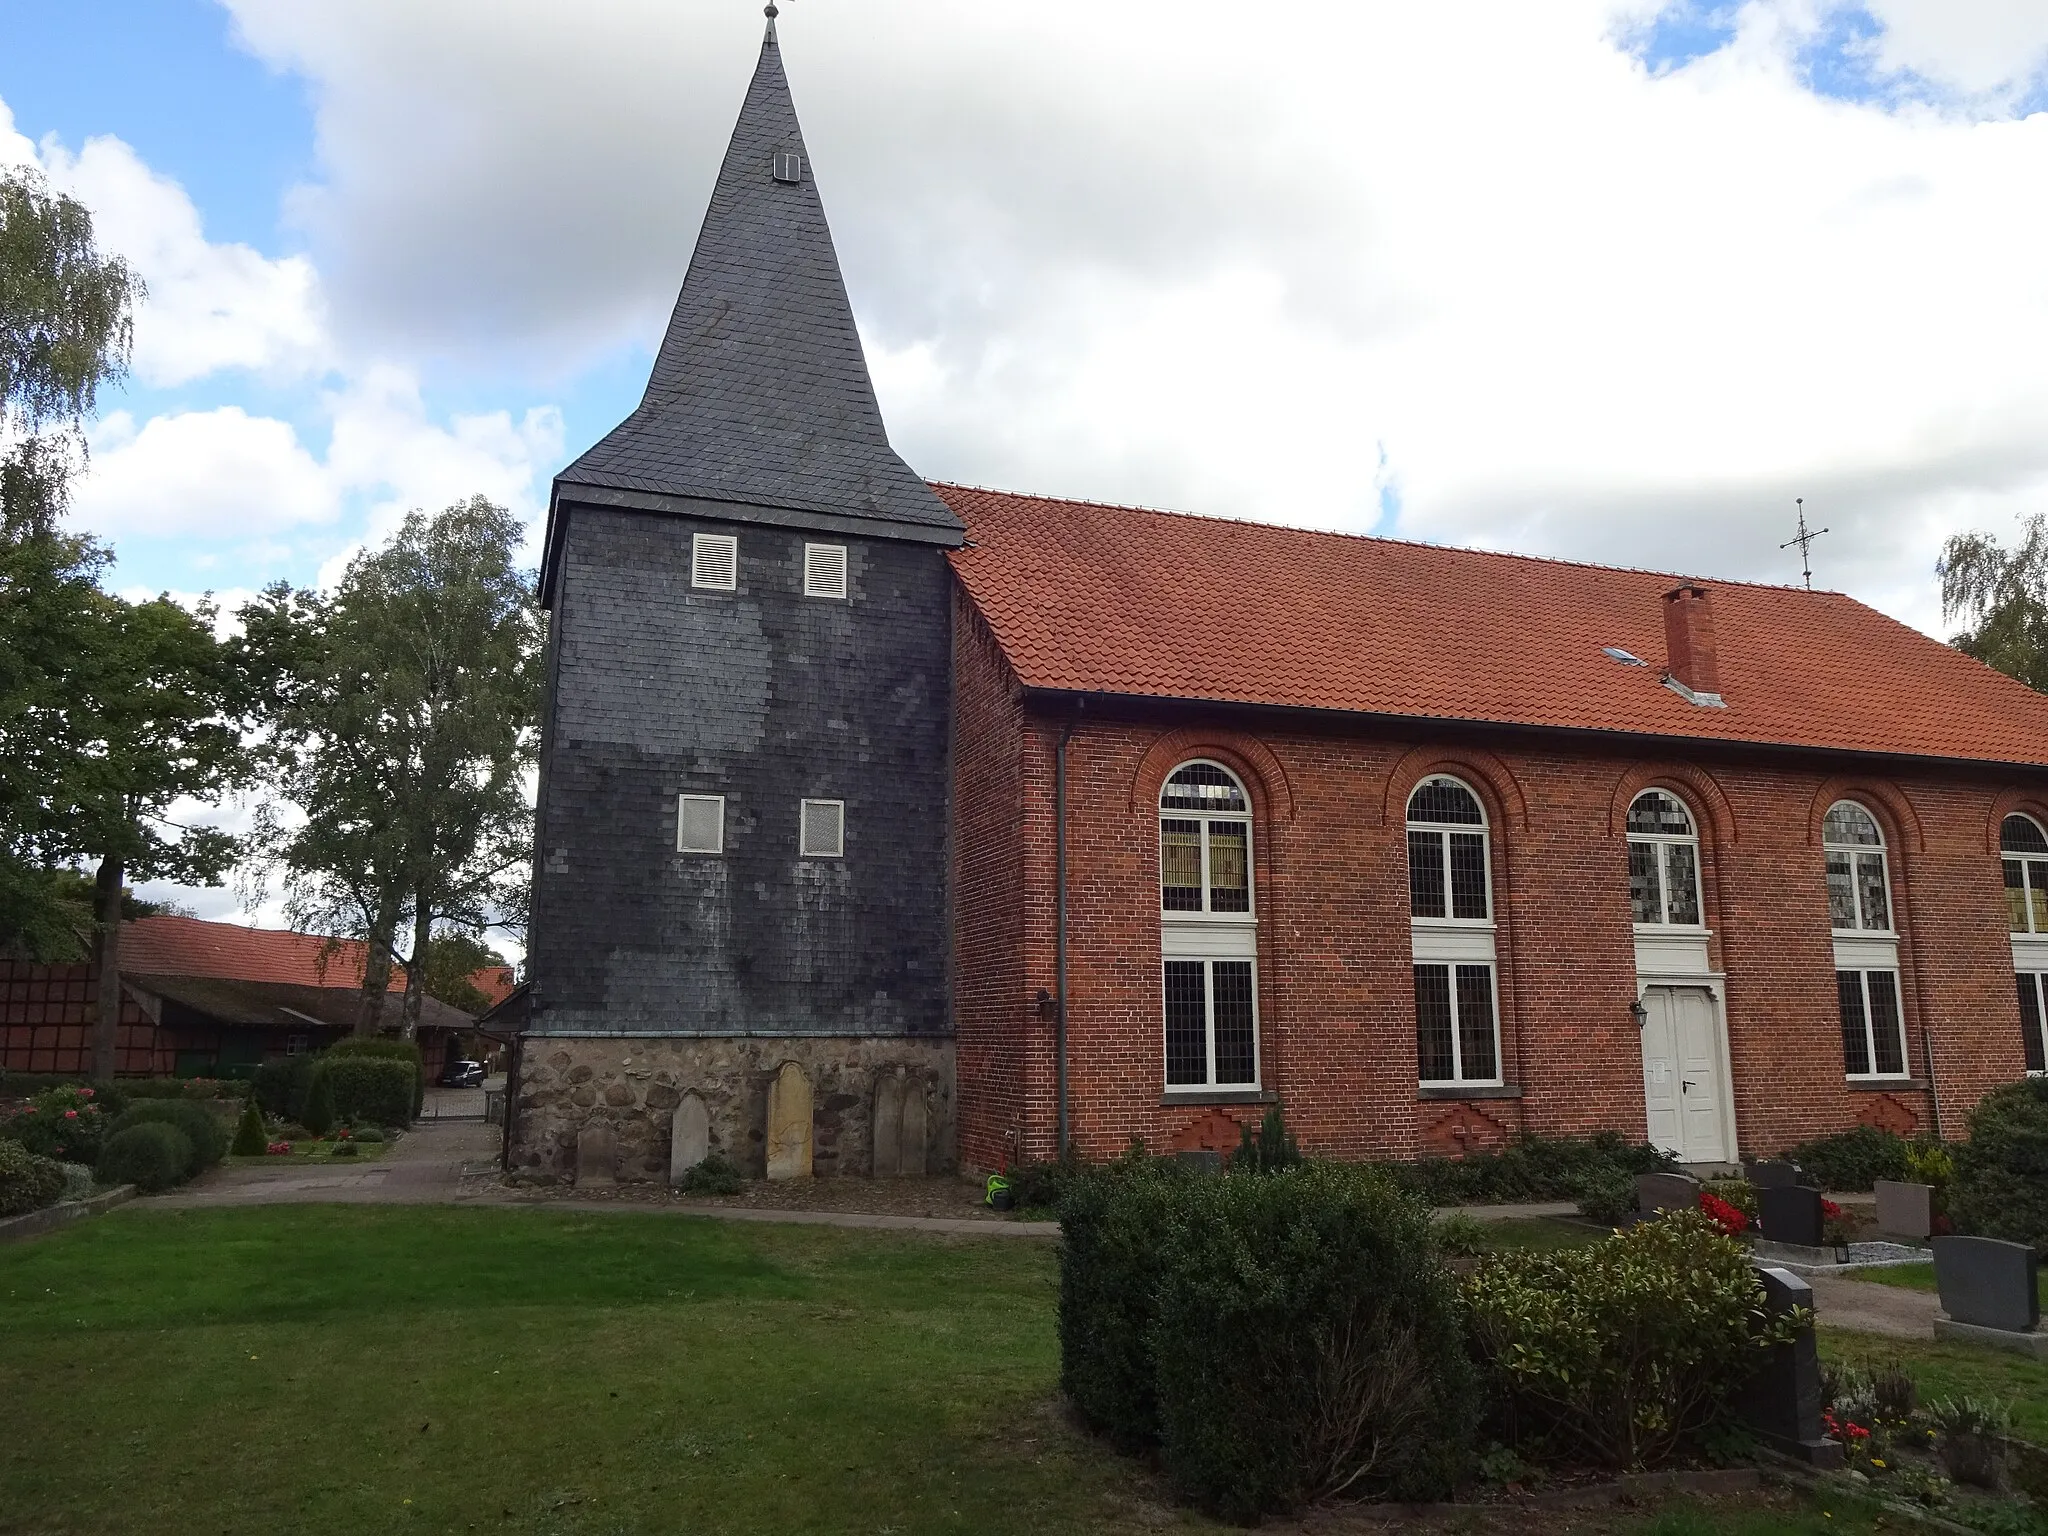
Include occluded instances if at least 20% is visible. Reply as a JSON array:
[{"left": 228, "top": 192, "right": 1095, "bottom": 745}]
[{"left": 1662, "top": 582, "right": 1724, "bottom": 706}]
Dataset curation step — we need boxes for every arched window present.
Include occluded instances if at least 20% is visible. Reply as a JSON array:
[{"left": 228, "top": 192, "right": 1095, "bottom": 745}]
[
  {"left": 2002, "top": 815, "right": 2048, "bottom": 1074},
  {"left": 1823, "top": 801, "right": 1891, "bottom": 933},
  {"left": 1408, "top": 775, "right": 1500, "bottom": 1086},
  {"left": 1159, "top": 762, "right": 1258, "bottom": 1091},
  {"left": 1824, "top": 801, "right": 1906, "bottom": 1079},
  {"left": 1627, "top": 790, "right": 1703, "bottom": 927}
]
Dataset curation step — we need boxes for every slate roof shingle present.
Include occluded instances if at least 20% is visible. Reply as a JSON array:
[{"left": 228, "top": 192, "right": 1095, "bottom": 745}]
[{"left": 938, "top": 483, "right": 2048, "bottom": 769}]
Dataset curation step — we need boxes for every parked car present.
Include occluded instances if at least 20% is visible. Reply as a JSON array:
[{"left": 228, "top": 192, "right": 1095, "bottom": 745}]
[{"left": 438, "top": 1058, "right": 485, "bottom": 1089}]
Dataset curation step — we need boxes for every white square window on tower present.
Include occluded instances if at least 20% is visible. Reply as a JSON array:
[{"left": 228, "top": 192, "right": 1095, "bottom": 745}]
[
  {"left": 692, "top": 533, "right": 739, "bottom": 591},
  {"left": 799, "top": 798, "right": 845, "bottom": 858},
  {"left": 803, "top": 543, "right": 848, "bottom": 599},
  {"left": 676, "top": 794, "right": 725, "bottom": 854}
]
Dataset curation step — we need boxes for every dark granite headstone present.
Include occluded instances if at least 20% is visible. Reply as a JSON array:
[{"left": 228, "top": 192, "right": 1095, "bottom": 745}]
[
  {"left": 1736, "top": 1265, "right": 1844, "bottom": 1467},
  {"left": 1935, "top": 1237, "right": 2042, "bottom": 1333},
  {"left": 1749, "top": 1160, "right": 1803, "bottom": 1190},
  {"left": 1758, "top": 1185, "right": 1825, "bottom": 1248},
  {"left": 1635, "top": 1171, "right": 1701, "bottom": 1216}
]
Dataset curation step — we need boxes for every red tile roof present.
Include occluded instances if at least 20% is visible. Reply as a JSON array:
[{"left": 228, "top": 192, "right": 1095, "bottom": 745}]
[
  {"left": 467, "top": 966, "right": 519, "bottom": 1008},
  {"left": 120, "top": 916, "right": 405, "bottom": 993},
  {"left": 938, "top": 484, "right": 2048, "bottom": 769}
]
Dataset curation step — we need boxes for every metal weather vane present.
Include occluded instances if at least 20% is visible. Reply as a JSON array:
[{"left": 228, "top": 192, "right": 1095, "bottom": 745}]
[{"left": 1780, "top": 497, "right": 1829, "bottom": 590}]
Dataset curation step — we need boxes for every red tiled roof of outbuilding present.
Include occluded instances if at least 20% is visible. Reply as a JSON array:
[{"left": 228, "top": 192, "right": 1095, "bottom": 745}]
[
  {"left": 937, "top": 483, "right": 2048, "bottom": 769},
  {"left": 119, "top": 915, "right": 405, "bottom": 993}
]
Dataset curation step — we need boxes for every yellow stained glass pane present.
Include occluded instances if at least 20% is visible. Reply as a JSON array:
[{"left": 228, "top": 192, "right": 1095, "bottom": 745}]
[
  {"left": 1208, "top": 822, "right": 1249, "bottom": 913},
  {"left": 1161, "top": 820, "right": 1202, "bottom": 911}
]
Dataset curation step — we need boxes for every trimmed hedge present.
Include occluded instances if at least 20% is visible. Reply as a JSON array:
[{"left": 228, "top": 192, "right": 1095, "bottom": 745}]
[
  {"left": 252, "top": 1055, "right": 319, "bottom": 1121},
  {"left": 1780, "top": 1125, "right": 1915, "bottom": 1191},
  {"left": 98, "top": 1122, "right": 195, "bottom": 1193},
  {"left": 310, "top": 1056, "right": 415, "bottom": 1129},
  {"left": 1464, "top": 1210, "right": 1800, "bottom": 1468},
  {"left": 112, "top": 1101, "right": 228, "bottom": 1175},
  {"left": 1385, "top": 1133, "right": 1676, "bottom": 1206},
  {"left": 1948, "top": 1078, "right": 2048, "bottom": 1253},
  {"left": 1149, "top": 1165, "right": 1477, "bottom": 1517},
  {"left": 323, "top": 1037, "right": 425, "bottom": 1116},
  {"left": 303, "top": 1069, "right": 337, "bottom": 1136},
  {"left": 0, "top": 1137, "right": 66, "bottom": 1216}
]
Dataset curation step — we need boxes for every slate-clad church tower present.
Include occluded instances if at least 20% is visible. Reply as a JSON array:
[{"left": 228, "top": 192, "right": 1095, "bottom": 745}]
[{"left": 514, "top": 13, "right": 964, "bottom": 1180}]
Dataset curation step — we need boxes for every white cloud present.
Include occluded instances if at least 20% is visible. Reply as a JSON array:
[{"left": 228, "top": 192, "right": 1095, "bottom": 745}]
[
  {"left": 73, "top": 407, "right": 336, "bottom": 537},
  {"left": 1856, "top": 0, "right": 2048, "bottom": 99}
]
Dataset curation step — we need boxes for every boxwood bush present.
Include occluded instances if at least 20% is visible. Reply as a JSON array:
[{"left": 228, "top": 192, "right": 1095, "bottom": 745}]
[
  {"left": 310, "top": 1056, "right": 415, "bottom": 1128},
  {"left": 1948, "top": 1078, "right": 2048, "bottom": 1252},
  {"left": 323, "top": 1037, "right": 424, "bottom": 1116},
  {"left": 1779, "top": 1125, "right": 1913, "bottom": 1191},
  {"left": 1382, "top": 1132, "right": 1675, "bottom": 1207},
  {"left": 97, "top": 1122, "right": 195, "bottom": 1193},
  {"left": 1149, "top": 1164, "right": 1477, "bottom": 1518},
  {"left": 0, "top": 1137, "right": 66, "bottom": 1215},
  {"left": 112, "top": 1101, "right": 228, "bottom": 1175},
  {"left": 1464, "top": 1209, "right": 1801, "bottom": 1469},
  {"left": 230, "top": 1098, "right": 268, "bottom": 1156},
  {"left": 252, "top": 1055, "right": 319, "bottom": 1121}
]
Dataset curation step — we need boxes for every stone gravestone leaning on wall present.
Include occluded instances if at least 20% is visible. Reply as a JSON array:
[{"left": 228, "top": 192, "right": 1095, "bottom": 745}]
[
  {"left": 669, "top": 1091, "right": 709, "bottom": 1184},
  {"left": 765, "top": 1061, "right": 813, "bottom": 1181},
  {"left": 576, "top": 1122, "right": 618, "bottom": 1188},
  {"left": 899, "top": 1072, "right": 929, "bottom": 1178},
  {"left": 872, "top": 1070, "right": 904, "bottom": 1178}
]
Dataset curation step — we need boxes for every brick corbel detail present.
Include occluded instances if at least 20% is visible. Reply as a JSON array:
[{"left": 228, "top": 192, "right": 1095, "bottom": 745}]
[
  {"left": 1419, "top": 1101, "right": 1510, "bottom": 1157},
  {"left": 1170, "top": 1108, "right": 1247, "bottom": 1154},
  {"left": 1856, "top": 1093, "right": 1920, "bottom": 1136},
  {"left": 1380, "top": 745, "right": 1530, "bottom": 833},
  {"left": 1130, "top": 729, "right": 1295, "bottom": 824}
]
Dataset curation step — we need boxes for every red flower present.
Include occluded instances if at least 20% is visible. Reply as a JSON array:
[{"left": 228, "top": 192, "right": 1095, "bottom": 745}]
[
  {"left": 1821, "top": 1198, "right": 1843, "bottom": 1219},
  {"left": 63, "top": 1109, "right": 77, "bottom": 1119},
  {"left": 80, "top": 1087, "right": 93, "bottom": 1098},
  {"left": 1698, "top": 1191, "right": 1749, "bottom": 1235}
]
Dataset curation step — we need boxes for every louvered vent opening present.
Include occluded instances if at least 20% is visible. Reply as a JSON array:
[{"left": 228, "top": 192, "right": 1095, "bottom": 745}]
[
  {"left": 800, "top": 798, "right": 844, "bottom": 858},
  {"left": 804, "top": 543, "right": 848, "bottom": 599},
  {"left": 773, "top": 148, "right": 804, "bottom": 185},
  {"left": 677, "top": 794, "right": 725, "bottom": 855},
  {"left": 692, "top": 533, "right": 738, "bottom": 590}
]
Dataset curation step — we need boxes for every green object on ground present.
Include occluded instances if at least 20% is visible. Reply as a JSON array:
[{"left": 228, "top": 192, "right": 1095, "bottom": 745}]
[
  {"left": 1817, "top": 1331, "right": 2048, "bottom": 1446},
  {"left": 110, "top": 1099, "right": 227, "bottom": 1173},
  {"left": 229, "top": 1098, "right": 267, "bottom": 1157},
  {"left": 93, "top": 1122, "right": 193, "bottom": 1193}
]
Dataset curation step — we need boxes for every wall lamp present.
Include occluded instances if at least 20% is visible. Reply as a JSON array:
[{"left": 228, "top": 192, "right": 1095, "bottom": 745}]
[{"left": 1629, "top": 998, "right": 1649, "bottom": 1028}]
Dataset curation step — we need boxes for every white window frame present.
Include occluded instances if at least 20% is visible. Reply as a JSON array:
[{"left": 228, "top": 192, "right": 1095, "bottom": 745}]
[
  {"left": 803, "top": 542, "right": 849, "bottom": 600},
  {"left": 676, "top": 793, "right": 726, "bottom": 855},
  {"left": 1159, "top": 761, "right": 1259, "bottom": 1093},
  {"left": 2002, "top": 814, "right": 2048, "bottom": 935},
  {"left": 799, "top": 798, "right": 845, "bottom": 859},
  {"left": 1824, "top": 801, "right": 1894, "bottom": 936},
  {"left": 1627, "top": 790, "right": 1706, "bottom": 931},
  {"left": 2017, "top": 971, "right": 2048, "bottom": 1076},
  {"left": 1407, "top": 776, "right": 1503, "bottom": 1087},
  {"left": 1161, "top": 956, "right": 1262, "bottom": 1093},
  {"left": 691, "top": 532, "right": 739, "bottom": 591},
  {"left": 1837, "top": 966, "right": 1911, "bottom": 1081}
]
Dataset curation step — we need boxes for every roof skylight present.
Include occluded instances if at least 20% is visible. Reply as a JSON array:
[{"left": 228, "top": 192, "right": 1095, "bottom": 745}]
[{"left": 1603, "top": 646, "right": 1648, "bottom": 666}]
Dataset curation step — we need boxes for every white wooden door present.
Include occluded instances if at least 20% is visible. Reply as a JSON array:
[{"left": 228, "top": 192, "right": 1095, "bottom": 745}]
[{"left": 1640, "top": 985, "right": 1728, "bottom": 1164}]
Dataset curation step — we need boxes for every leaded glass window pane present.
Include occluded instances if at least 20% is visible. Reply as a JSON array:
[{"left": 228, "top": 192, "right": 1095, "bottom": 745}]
[
  {"left": 1415, "top": 964, "right": 1455, "bottom": 1082},
  {"left": 1824, "top": 803, "right": 1882, "bottom": 847},
  {"left": 1161, "top": 762, "right": 1247, "bottom": 813},
  {"left": 1449, "top": 832, "right": 1489, "bottom": 920},
  {"left": 2008, "top": 858, "right": 2031, "bottom": 932},
  {"left": 1455, "top": 964, "right": 1499, "bottom": 1080},
  {"left": 2002, "top": 815, "right": 2048, "bottom": 854},
  {"left": 1410, "top": 777, "right": 1483, "bottom": 825},
  {"left": 1409, "top": 830, "right": 1446, "bottom": 919},
  {"left": 1208, "top": 822, "right": 1250, "bottom": 913},
  {"left": 1629, "top": 841, "right": 1662, "bottom": 923},
  {"left": 1161, "top": 819, "right": 1202, "bottom": 912},
  {"left": 2029, "top": 862, "right": 2048, "bottom": 934},
  {"left": 1627, "top": 791, "right": 1694, "bottom": 836},
  {"left": 1838, "top": 971, "right": 1870, "bottom": 1076},
  {"left": 1164, "top": 961, "right": 1207, "bottom": 1085},
  {"left": 1867, "top": 971, "right": 1906, "bottom": 1076},
  {"left": 1826, "top": 853, "right": 1858, "bottom": 930},
  {"left": 1856, "top": 852, "right": 1891, "bottom": 931},
  {"left": 1212, "top": 961, "right": 1256, "bottom": 1084},
  {"left": 1664, "top": 842, "right": 1701, "bottom": 925},
  {"left": 2020, "top": 975, "right": 2048, "bottom": 1075}
]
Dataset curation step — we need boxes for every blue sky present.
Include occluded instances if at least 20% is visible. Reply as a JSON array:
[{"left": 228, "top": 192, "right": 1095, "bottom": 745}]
[{"left": 3, "top": 0, "right": 2047, "bottom": 923}]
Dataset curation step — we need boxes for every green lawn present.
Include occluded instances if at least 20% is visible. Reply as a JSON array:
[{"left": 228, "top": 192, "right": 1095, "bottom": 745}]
[
  {"left": 1817, "top": 1330, "right": 2048, "bottom": 1444},
  {"left": 227, "top": 1139, "right": 391, "bottom": 1164},
  {"left": 1472, "top": 1215, "right": 1611, "bottom": 1252},
  {"left": 1855, "top": 1260, "right": 2048, "bottom": 1308},
  {"left": 0, "top": 1205, "right": 1905, "bottom": 1535}
]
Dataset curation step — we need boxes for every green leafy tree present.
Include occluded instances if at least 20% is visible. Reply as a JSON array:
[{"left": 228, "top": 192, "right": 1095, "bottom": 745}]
[
  {"left": 245, "top": 497, "right": 542, "bottom": 1036},
  {"left": 421, "top": 929, "right": 510, "bottom": 1016},
  {"left": 1940, "top": 515, "right": 2048, "bottom": 692}
]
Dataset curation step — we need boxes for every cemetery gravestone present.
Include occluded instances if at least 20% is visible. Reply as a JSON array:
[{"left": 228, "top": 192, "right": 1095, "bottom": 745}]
[
  {"left": 1635, "top": 1171, "right": 1701, "bottom": 1216},
  {"left": 765, "top": 1061, "right": 813, "bottom": 1180},
  {"left": 899, "top": 1075, "right": 929, "bottom": 1177},
  {"left": 1749, "top": 1160, "right": 1803, "bottom": 1190},
  {"left": 1758, "top": 1185, "right": 1826, "bottom": 1249},
  {"left": 1873, "top": 1179, "right": 1933, "bottom": 1241},
  {"left": 1934, "top": 1237, "right": 2044, "bottom": 1357},
  {"left": 872, "top": 1071, "right": 904, "bottom": 1178},
  {"left": 668, "top": 1092, "right": 709, "bottom": 1184},
  {"left": 576, "top": 1123, "right": 618, "bottom": 1187},
  {"left": 1735, "top": 1265, "right": 1845, "bottom": 1468}
]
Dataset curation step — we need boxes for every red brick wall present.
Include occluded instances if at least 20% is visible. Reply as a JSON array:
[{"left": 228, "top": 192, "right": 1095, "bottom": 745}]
[
  {"left": 0, "top": 964, "right": 171, "bottom": 1077},
  {"left": 952, "top": 696, "right": 2044, "bottom": 1169}
]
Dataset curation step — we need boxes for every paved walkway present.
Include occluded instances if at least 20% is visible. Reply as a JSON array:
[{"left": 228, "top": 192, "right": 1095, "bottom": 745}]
[
  {"left": 151, "top": 1121, "right": 500, "bottom": 1210},
  {"left": 1808, "top": 1271, "right": 1939, "bottom": 1340}
]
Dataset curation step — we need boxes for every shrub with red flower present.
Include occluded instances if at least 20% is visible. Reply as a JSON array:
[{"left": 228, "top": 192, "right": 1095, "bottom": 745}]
[
  {"left": 265, "top": 1140, "right": 293, "bottom": 1156},
  {"left": 4, "top": 1086, "right": 107, "bottom": 1165},
  {"left": 1821, "top": 1198, "right": 1844, "bottom": 1220},
  {"left": 1698, "top": 1190, "right": 1749, "bottom": 1236}
]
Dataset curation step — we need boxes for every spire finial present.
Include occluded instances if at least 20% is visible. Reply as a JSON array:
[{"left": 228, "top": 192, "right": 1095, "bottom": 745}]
[{"left": 764, "top": 2, "right": 778, "bottom": 42}]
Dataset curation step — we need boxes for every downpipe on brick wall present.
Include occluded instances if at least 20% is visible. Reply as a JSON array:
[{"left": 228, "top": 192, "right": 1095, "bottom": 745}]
[{"left": 1055, "top": 702, "right": 1081, "bottom": 1158}]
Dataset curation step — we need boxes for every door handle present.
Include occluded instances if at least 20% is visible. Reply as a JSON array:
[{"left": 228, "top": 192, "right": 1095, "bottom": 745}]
[{"left": 1682, "top": 1080, "right": 1696, "bottom": 1092}]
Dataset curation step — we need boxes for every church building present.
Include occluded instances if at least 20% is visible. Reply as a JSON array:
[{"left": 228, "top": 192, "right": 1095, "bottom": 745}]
[{"left": 509, "top": 16, "right": 2048, "bottom": 1182}]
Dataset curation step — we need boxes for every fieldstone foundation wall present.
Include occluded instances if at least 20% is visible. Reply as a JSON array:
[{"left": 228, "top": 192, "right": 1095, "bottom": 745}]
[{"left": 509, "top": 1034, "right": 956, "bottom": 1182}]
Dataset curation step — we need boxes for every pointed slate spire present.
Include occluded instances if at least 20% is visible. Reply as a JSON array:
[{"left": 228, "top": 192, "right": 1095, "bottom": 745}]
[{"left": 554, "top": 20, "right": 959, "bottom": 539}]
